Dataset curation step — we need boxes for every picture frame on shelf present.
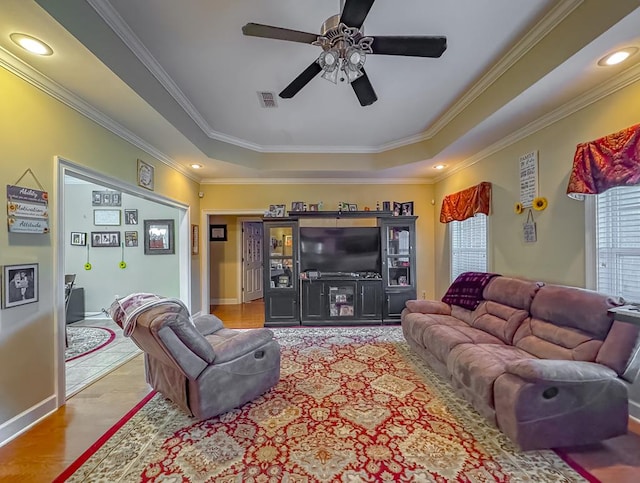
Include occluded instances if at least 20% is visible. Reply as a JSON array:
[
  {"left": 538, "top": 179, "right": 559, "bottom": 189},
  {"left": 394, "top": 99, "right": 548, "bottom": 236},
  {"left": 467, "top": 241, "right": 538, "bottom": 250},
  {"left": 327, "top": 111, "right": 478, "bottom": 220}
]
[
  {"left": 137, "top": 159, "right": 154, "bottom": 191},
  {"left": 393, "top": 202, "right": 402, "bottom": 216},
  {"left": 144, "top": 219, "right": 174, "bottom": 254},
  {"left": 273, "top": 204, "right": 285, "bottom": 217},
  {"left": 70, "top": 232, "right": 86, "bottom": 246},
  {"left": 383, "top": 201, "right": 391, "bottom": 211},
  {"left": 401, "top": 201, "right": 414, "bottom": 216},
  {"left": 124, "top": 209, "right": 138, "bottom": 225},
  {"left": 291, "top": 201, "right": 304, "bottom": 212},
  {"left": 209, "top": 224, "right": 227, "bottom": 242},
  {"left": 2, "top": 263, "right": 38, "bottom": 309},
  {"left": 309, "top": 203, "right": 319, "bottom": 211},
  {"left": 349, "top": 204, "right": 358, "bottom": 211},
  {"left": 91, "top": 231, "right": 121, "bottom": 248},
  {"left": 93, "top": 209, "right": 121, "bottom": 226},
  {"left": 124, "top": 231, "right": 138, "bottom": 247}
]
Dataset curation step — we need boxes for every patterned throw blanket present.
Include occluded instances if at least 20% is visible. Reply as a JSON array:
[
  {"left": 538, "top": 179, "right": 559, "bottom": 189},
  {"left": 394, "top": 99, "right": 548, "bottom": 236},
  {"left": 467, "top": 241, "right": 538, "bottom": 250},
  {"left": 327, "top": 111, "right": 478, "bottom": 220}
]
[
  {"left": 109, "top": 293, "right": 191, "bottom": 337},
  {"left": 441, "top": 271, "right": 500, "bottom": 310}
]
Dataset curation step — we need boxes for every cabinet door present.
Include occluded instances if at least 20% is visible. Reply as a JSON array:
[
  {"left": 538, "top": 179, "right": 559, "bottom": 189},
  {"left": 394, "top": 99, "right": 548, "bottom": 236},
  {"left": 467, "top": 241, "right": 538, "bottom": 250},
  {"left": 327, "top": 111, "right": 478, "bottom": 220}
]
[
  {"left": 384, "top": 224, "right": 414, "bottom": 289},
  {"left": 358, "top": 281, "right": 382, "bottom": 319},
  {"left": 327, "top": 282, "right": 356, "bottom": 319},
  {"left": 384, "top": 289, "right": 416, "bottom": 320},
  {"left": 302, "top": 281, "right": 325, "bottom": 320},
  {"left": 265, "top": 292, "right": 298, "bottom": 325}
]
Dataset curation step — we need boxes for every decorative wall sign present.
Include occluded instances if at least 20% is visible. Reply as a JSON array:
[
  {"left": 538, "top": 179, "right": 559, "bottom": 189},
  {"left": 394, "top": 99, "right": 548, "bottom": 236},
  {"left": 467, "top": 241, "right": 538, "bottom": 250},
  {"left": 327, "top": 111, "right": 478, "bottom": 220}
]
[
  {"left": 137, "top": 159, "right": 155, "bottom": 191},
  {"left": 523, "top": 209, "right": 537, "bottom": 243},
  {"left": 519, "top": 151, "right": 538, "bottom": 208},
  {"left": 2, "top": 263, "right": 39, "bottom": 308},
  {"left": 7, "top": 182, "right": 49, "bottom": 234}
]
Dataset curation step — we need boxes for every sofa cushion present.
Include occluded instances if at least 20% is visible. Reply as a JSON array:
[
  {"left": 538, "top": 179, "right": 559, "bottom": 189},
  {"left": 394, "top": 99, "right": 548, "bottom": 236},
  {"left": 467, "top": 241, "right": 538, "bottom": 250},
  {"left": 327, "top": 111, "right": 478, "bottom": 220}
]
[
  {"left": 405, "top": 299, "right": 451, "bottom": 315},
  {"left": 424, "top": 324, "right": 504, "bottom": 364},
  {"left": 442, "top": 271, "right": 500, "bottom": 310},
  {"left": 472, "top": 301, "right": 529, "bottom": 344},
  {"left": 529, "top": 284, "right": 622, "bottom": 338},
  {"left": 482, "top": 276, "right": 541, "bottom": 311},
  {"left": 447, "top": 344, "right": 536, "bottom": 417}
]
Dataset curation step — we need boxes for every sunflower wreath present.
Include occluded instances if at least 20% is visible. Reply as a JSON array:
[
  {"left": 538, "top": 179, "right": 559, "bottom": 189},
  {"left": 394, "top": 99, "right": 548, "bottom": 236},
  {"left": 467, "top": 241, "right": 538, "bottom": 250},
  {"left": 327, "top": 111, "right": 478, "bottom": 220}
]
[
  {"left": 533, "top": 196, "right": 548, "bottom": 211},
  {"left": 514, "top": 202, "right": 524, "bottom": 214}
]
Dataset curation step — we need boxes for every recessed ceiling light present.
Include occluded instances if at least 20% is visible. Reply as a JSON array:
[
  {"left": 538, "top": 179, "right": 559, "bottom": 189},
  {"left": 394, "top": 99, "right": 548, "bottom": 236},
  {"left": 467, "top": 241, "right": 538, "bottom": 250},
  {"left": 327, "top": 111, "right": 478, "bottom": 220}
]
[
  {"left": 190, "top": 163, "right": 203, "bottom": 169},
  {"left": 10, "top": 33, "right": 53, "bottom": 56},
  {"left": 597, "top": 47, "right": 638, "bottom": 66},
  {"left": 433, "top": 164, "right": 446, "bottom": 170}
]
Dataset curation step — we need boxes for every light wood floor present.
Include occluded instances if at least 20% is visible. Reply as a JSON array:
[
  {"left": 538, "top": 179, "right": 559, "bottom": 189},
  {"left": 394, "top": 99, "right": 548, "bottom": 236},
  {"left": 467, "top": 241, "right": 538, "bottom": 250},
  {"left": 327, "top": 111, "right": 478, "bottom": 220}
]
[{"left": 1, "top": 301, "right": 639, "bottom": 482}]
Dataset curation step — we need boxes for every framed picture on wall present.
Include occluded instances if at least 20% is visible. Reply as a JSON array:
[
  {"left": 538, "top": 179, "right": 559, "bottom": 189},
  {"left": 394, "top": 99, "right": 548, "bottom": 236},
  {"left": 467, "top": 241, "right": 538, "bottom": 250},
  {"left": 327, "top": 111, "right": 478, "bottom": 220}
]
[
  {"left": 70, "top": 232, "right": 86, "bottom": 246},
  {"left": 137, "top": 159, "right": 155, "bottom": 191},
  {"left": 124, "top": 231, "right": 138, "bottom": 247},
  {"left": 2, "top": 263, "right": 39, "bottom": 309},
  {"left": 91, "top": 231, "right": 121, "bottom": 248},
  {"left": 210, "top": 224, "right": 227, "bottom": 242},
  {"left": 191, "top": 224, "right": 199, "bottom": 255},
  {"left": 93, "top": 209, "right": 121, "bottom": 226},
  {"left": 144, "top": 219, "right": 174, "bottom": 255},
  {"left": 124, "top": 209, "right": 138, "bottom": 225}
]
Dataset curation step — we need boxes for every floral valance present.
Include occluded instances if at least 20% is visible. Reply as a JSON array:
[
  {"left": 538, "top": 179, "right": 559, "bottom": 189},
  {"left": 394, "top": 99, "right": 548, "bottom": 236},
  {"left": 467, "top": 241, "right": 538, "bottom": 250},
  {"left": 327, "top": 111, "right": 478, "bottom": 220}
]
[
  {"left": 566, "top": 123, "right": 640, "bottom": 198},
  {"left": 440, "top": 181, "right": 492, "bottom": 223}
]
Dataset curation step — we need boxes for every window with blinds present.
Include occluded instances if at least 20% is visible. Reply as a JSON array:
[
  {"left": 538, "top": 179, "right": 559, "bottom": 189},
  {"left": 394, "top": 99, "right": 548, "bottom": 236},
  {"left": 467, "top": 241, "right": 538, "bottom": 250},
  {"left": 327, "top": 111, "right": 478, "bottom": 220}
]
[
  {"left": 450, "top": 214, "right": 487, "bottom": 282},
  {"left": 596, "top": 185, "right": 640, "bottom": 302}
]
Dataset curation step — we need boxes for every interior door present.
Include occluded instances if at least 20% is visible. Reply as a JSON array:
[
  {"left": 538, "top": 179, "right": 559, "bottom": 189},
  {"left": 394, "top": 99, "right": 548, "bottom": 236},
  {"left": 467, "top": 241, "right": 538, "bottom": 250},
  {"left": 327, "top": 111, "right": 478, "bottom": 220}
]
[{"left": 242, "top": 222, "right": 263, "bottom": 302}]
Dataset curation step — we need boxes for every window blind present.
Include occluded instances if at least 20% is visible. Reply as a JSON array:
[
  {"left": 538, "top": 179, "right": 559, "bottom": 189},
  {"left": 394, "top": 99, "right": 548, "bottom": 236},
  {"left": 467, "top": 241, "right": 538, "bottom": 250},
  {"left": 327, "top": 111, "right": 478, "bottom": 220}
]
[
  {"left": 450, "top": 214, "right": 487, "bottom": 282},
  {"left": 596, "top": 185, "right": 640, "bottom": 302}
]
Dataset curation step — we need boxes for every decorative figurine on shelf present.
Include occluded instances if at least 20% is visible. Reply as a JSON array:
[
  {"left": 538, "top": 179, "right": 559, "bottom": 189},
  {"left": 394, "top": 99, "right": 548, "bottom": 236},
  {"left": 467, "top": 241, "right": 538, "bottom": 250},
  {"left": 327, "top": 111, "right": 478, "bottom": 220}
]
[{"left": 376, "top": 202, "right": 380, "bottom": 211}]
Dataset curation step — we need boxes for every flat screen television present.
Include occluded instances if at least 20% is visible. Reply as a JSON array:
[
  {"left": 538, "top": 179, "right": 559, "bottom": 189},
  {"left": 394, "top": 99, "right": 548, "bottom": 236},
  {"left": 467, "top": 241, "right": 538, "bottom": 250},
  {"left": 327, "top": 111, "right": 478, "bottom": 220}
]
[{"left": 299, "top": 227, "right": 381, "bottom": 274}]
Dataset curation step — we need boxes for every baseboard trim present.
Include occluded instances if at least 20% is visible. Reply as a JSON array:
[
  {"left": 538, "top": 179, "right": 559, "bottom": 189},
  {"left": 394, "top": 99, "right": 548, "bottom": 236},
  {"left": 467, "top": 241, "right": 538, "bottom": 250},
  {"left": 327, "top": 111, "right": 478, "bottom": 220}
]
[
  {"left": 0, "top": 395, "right": 57, "bottom": 447},
  {"left": 210, "top": 298, "right": 239, "bottom": 305}
]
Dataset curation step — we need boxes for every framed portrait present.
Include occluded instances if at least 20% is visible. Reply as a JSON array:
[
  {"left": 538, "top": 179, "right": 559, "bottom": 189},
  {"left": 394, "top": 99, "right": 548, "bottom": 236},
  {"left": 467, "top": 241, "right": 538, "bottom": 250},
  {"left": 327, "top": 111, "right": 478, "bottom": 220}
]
[
  {"left": 70, "top": 232, "right": 86, "bottom": 246},
  {"left": 94, "top": 209, "right": 121, "bottom": 226},
  {"left": 144, "top": 219, "right": 174, "bottom": 255},
  {"left": 91, "top": 231, "right": 121, "bottom": 248},
  {"left": 124, "top": 209, "right": 138, "bottom": 225},
  {"left": 2, "top": 263, "right": 39, "bottom": 308},
  {"left": 191, "top": 224, "right": 199, "bottom": 255},
  {"left": 111, "top": 192, "right": 122, "bottom": 206},
  {"left": 291, "top": 201, "right": 304, "bottom": 212},
  {"left": 349, "top": 204, "right": 358, "bottom": 211},
  {"left": 124, "top": 231, "right": 138, "bottom": 247},
  {"left": 92, "top": 191, "right": 102, "bottom": 206},
  {"left": 210, "top": 224, "right": 227, "bottom": 242},
  {"left": 393, "top": 202, "right": 402, "bottom": 216},
  {"left": 401, "top": 201, "right": 414, "bottom": 216},
  {"left": 137, "top": 159, "right": 155, "bottom": 191},
  {"left": 309, "top": 203, "right": 319, "bottom": 211}
]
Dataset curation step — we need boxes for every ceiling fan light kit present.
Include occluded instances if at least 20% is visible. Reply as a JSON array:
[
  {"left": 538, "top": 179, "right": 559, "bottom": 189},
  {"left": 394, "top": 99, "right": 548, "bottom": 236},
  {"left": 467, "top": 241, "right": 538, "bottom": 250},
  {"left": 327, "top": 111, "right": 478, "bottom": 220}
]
[{"left": 242, "top": 0, "right": 446, "bottom": 107}]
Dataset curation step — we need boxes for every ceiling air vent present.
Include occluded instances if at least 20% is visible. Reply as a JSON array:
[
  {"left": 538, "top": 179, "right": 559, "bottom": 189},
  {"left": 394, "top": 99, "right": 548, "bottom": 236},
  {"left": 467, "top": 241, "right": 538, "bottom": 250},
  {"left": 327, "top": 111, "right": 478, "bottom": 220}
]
[{"left": 257, "top": 91, "right": 278, "bottom": 108}]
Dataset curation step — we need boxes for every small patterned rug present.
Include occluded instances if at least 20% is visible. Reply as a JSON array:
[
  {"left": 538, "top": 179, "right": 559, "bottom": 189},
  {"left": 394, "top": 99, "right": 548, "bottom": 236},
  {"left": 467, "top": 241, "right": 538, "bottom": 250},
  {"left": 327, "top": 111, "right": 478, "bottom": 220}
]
[
  {"left": 65, "top": 326, "right": 115, "bottom": 362},
  {"left": 55, "top": 326, "right": 594, "bottom": 482}
]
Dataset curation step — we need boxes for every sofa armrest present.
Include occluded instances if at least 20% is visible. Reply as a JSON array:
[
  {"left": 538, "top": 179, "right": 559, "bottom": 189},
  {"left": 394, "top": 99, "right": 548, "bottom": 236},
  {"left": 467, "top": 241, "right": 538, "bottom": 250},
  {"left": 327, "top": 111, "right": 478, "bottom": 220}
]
[
  {"left": 505, "top": 359, "right": 619, "bottom": 384},
  {"left": 192, "top": 314, "right": 224, "bottom": 335},
  {"left": 212, "top": 328, "right": 276, "bottom": 364},
  {"left": 404, "top": 299, "right": 452, "bottom": 315}
]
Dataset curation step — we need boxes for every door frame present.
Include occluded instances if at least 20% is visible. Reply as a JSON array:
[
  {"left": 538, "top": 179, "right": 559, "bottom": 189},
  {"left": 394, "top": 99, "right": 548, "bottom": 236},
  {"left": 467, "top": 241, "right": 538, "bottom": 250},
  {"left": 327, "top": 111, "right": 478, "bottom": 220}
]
[
  {"left": 55, "top": 157, "right": 191, "bottom": 408},
  {"left": 200, "top": 210, "right": 264, "bottom": 314}
]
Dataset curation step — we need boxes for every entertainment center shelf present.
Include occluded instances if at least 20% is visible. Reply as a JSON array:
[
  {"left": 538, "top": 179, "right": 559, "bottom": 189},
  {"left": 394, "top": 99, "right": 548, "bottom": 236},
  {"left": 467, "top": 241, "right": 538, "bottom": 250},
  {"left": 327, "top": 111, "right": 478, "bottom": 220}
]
[{"left": 263, "top": 213, "right": 417, "bottom": 327}]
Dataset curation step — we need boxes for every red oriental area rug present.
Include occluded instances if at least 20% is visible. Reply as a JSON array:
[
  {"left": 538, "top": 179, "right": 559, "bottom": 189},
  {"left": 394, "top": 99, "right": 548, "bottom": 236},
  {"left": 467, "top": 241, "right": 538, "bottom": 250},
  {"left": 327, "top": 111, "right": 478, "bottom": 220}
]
[{"left": 55, "top": 326, "right": 595, "bottom": 482}]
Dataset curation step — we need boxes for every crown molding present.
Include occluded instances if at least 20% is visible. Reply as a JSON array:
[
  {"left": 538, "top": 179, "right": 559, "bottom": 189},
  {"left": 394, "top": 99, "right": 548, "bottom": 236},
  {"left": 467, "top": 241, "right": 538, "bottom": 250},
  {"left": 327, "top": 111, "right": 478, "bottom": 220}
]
[
  {"left": 0, "top": 46, "right": 198, "bottom": 183},
  {"left": 424, "top": 0, "right": 583, "bottom": 139},
  {"left": 433, "top": 60, "right": 640, "bottom": 183},
  {"left": 200, "top": 177, "right": 433, "bottom": 185}
]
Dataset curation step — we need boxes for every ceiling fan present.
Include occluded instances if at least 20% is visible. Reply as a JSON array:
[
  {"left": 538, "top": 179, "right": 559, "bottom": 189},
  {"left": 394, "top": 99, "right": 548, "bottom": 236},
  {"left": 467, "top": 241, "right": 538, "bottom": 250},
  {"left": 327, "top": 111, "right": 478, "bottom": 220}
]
[{"left": 242, "top": 0, "right": 447, "bottom": 107}]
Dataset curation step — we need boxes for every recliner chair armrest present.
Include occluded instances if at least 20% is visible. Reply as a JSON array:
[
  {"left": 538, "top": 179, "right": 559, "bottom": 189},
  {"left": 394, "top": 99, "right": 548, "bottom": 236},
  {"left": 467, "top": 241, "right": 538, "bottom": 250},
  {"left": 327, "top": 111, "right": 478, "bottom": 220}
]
[
  {"left": 505, "top": 359, "right": 619, "bottom": 384},
  {"left": 211, "top": 328, "right": 277, "bottom": 364},
  {"left": 193, "top": 314, "right": 224, "bottom": 335},
  {"left": 404, "top": 299, "right": 452, "bottom": 315}
]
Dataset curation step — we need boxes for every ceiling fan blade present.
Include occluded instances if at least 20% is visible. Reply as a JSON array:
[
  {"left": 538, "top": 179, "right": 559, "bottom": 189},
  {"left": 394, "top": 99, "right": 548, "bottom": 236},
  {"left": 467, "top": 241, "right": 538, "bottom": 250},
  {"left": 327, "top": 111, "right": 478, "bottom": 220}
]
[
  {"left": 279, "top": 62, "right": 323, "bottom": 99},
  {"left": 340, "top": 0, "right": 375, "bottom": 29},
  {"left": 351, "top": 70, "right": 377, "bottom": 106},
  {"left": 242, "top": 23, "right": 317, "bottom": 44},
  {"left": 371, "top": 36, "right": 447, "bottom": 57}
]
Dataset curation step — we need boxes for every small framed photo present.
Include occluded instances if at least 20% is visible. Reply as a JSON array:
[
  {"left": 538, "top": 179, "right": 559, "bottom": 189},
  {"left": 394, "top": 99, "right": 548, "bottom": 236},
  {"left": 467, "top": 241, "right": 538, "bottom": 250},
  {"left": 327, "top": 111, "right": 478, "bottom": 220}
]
[
  {"left": 70, "top": 232, "right": 86, "bottom": 246},
  {"left": 92, "top": 191, "right": 102, "bottom": 206},
  {"left": 349, "top": 204, "right": 358, "bottom": 211},
  {"left": 309, "top": 203, "right": 319, "bottom": 211},
  {"left": 191, "top": 224, "right": 199, "bottom": 255},
  {"left": 382, "top": 201, "right": 391, "bottom": 211},
  {"left": 393, "top": 202, "right": 402, "bottom": 216},
  {"left": 2, "top": 263, "right": 39, "bottom": 308},
  {"left": 401, "top": 201, "right": 414, "bottom": 216},
  {"left": 124, "top": 209, "right": 138, "bottom": 225},
  {"left": 124, "top": 231, "right": 138, "bottom": 247},
  {"left": 137, "top": 159, "right": 154, "bottom": 191},
  {"left": 111, "top": 192, "right": 122, "bottom": 206},
  {"left": 94, "top": 209, "right": 121, "bottom": 226},
  {"left": 273, "top": 204, "right": 285, "bottom": 217},
  {"left": 144, "top": 219, "right": 174, "bottom": 255},
  {"left": 91, "top": 231, "right": 121, "bottom": 248},
  {"left": 210, "top": 224, "right": 227, "bottom": 242},
  {"left": 291, "top": 201, "right": 304, "bottom": 212}
]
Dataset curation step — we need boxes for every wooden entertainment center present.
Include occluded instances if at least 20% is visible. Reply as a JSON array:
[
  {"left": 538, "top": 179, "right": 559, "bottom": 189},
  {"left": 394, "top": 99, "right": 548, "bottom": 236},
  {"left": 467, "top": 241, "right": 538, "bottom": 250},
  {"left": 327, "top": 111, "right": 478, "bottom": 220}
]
[{"left": 262, "top": 210, "right": 417, "bottom": 326}]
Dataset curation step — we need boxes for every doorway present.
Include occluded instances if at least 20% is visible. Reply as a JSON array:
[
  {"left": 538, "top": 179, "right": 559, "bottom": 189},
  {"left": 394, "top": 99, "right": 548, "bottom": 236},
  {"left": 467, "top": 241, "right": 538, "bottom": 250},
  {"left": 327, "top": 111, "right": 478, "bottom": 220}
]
[{"left": 242, "top": 221, "right": 264, "bottom": 302}]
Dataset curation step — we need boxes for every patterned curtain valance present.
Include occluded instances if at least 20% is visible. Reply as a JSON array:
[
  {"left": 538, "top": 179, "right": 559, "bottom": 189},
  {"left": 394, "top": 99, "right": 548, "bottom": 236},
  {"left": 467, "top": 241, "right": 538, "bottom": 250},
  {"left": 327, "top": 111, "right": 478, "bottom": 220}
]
[
  {"left": 566, "top": 123, "right": 640, "bottom": 198},
  {"left": 440, "top": 181, "right": 492, "bottom": 223}
]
